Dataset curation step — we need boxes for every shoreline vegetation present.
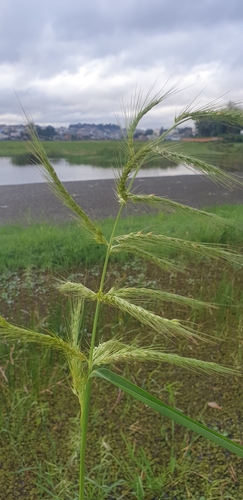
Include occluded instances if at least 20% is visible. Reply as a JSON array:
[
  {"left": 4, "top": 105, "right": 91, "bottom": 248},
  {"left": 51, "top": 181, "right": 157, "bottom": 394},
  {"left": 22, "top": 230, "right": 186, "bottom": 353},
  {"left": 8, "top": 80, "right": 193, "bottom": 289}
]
[{"left": 1, "top": 139, "right": 243, "bottom": 170}]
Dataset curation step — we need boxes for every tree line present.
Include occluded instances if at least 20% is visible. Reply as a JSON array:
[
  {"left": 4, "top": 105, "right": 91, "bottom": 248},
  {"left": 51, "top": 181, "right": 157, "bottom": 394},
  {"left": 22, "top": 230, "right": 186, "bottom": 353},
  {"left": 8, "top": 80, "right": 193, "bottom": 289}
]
[{"left": 196, "top": 102, "right": 243, "bottom": 140}]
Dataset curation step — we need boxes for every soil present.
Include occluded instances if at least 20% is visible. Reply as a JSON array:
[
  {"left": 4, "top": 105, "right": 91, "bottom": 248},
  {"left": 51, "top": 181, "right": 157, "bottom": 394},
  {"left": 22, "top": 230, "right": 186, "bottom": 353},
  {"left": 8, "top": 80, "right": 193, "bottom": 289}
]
[{"left": 1, "top": 260, "right": 243, "bottom": 499}]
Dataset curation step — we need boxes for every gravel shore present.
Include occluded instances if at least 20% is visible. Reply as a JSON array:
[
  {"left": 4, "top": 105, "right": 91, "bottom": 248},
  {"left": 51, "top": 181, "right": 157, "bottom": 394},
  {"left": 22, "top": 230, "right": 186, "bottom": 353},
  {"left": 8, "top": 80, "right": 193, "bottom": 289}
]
[{"left": 0, "top": 175, "right": 243, "bottom": 225}]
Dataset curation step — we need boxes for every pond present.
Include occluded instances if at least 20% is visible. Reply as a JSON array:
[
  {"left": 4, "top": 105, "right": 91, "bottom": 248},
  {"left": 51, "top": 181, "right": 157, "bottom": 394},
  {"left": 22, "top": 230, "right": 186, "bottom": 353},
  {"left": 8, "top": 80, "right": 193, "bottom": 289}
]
[{"left": 0, "top": 157, "right": 196, "bottom": 186}]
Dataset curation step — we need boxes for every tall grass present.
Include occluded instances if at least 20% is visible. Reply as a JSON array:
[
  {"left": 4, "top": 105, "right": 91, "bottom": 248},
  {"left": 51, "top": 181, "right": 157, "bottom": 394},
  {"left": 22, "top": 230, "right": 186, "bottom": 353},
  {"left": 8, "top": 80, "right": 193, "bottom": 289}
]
[{"left": 1, "top": 86, "right": 243, "bottom": 499}]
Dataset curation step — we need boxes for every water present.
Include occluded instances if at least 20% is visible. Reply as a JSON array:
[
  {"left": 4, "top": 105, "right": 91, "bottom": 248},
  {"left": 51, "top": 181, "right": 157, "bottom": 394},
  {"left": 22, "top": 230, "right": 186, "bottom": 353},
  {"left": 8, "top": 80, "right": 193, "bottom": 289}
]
[{"left": 0, "top": 157, "right": 196, "bottom": 186}]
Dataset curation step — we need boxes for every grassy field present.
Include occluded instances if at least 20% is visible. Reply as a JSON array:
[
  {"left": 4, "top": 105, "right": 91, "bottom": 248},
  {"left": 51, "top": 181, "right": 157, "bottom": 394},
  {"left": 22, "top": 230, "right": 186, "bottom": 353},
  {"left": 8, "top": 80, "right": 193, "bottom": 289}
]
[
  {"left": 1, "top": 139, "right": 243, "bottom": 170},
  {"left": 1, "top": 205, "right": 243, "bottom": 272},
  {"left": 1, "top": 207, "right": 243, "bottom": 499}
]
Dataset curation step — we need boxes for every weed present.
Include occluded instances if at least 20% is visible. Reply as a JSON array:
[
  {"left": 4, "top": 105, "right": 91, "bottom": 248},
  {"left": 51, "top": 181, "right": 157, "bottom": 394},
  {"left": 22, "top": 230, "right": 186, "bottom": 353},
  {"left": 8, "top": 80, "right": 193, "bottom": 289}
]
[{"left": 1, "top": 86, "right": 243, "bottom": 500}]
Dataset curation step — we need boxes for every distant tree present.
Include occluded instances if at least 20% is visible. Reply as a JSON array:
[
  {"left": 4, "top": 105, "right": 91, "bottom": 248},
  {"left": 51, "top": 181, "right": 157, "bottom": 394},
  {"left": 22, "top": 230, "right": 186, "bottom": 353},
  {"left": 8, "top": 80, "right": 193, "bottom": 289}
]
[
  {"left": 196, "top": 102, "right": 242, "bottom": 137},
  {"left": 36, "top": 125, "right": 56, "bottom": 140},
  {"left": 160, "top": 127, "right": 167, "bottom": 136}
]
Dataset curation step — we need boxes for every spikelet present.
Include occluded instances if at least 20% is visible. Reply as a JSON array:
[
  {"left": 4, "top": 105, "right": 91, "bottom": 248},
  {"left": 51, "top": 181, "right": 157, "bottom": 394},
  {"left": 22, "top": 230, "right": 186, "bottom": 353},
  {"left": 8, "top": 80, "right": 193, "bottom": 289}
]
[
  {"left": 175, "top": 106, "right": 243, "bottom": 128},
  {"left": 100, "top": 293, "right": 205, "bottom": 342},
  {"left": 113, "top": 232, "right": 243, "bottom": 267},
  {"left": 93, "top": 339, "right": 236, "bottom": 376},
  {"left": 128, "top": 194, "right": 242, "bottom": 229},
  {"left": 0, "top": 316, "right": 87, "bottom": 362},
  {"left": 153, "top": 147, "right": 243, "bottom": 189},
  {"left": 27, "top": 124, "right": 107, "bottom": 245},
  {"left": 108, "top": 286, "right": 215, "bottom": 310}
]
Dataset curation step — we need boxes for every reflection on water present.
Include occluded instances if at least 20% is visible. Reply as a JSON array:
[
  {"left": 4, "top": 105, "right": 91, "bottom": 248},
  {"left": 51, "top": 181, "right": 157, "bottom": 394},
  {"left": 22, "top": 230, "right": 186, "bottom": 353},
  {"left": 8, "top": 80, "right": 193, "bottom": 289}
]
[
  {"left": 11, "top": 152, "right": 60, "bottom": 166},
  {"left": 0, "top": 157, "right": 197, "bottom": 186}
]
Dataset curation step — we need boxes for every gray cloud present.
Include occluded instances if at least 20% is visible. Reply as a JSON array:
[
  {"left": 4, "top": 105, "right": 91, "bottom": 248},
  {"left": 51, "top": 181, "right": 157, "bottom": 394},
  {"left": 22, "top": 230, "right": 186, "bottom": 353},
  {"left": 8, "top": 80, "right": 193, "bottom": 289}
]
[{"left": 0, "top": 0, "right": 242, "bottom": 127}]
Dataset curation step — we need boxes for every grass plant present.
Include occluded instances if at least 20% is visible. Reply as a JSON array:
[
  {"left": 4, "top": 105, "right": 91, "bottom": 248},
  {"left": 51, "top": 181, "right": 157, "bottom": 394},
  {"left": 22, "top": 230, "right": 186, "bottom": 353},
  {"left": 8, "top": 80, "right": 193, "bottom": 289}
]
[{"left": 1, "top": 87, "right": 243, "bottom": 499}]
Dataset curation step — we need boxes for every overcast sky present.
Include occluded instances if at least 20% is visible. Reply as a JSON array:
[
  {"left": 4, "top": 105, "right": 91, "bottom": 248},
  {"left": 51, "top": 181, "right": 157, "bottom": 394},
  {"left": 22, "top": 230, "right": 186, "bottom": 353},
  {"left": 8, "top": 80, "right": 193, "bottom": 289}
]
[{"left": 0, "top": 0, "right": 242, "bottom": 129}]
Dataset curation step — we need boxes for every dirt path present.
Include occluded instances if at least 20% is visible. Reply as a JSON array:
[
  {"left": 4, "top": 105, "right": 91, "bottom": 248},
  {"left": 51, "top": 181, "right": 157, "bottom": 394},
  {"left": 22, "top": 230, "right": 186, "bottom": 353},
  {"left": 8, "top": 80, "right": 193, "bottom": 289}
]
[{"left": 0, "top": 175, "right": 243, "bottom": 225}]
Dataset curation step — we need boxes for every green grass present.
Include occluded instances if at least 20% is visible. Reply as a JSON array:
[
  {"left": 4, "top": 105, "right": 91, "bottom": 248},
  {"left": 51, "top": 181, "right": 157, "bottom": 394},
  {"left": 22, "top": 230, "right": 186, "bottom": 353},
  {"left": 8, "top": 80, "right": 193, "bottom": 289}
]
[
  {"left": 0, "top": 140, "right": 135, "bottom": 167},
  {"left": 0, "top": 140, "right": 123, "bottom": 167},
  {"left": 0, "top": 139, "right": 175, "bottom": 168},
  {"left": 1, "top": 140, "right": 243, "bottom": 169},
  {"left": 1, "top": 205, "right": 243, "bottom": 272}
]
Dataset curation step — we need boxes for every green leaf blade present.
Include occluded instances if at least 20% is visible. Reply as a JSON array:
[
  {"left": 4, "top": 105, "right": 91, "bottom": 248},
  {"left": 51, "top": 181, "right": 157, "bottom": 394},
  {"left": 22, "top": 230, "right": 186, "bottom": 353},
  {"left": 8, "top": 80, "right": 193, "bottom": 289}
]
[{"left": 92, "top": 368, "right": 243, "bottom": 458}]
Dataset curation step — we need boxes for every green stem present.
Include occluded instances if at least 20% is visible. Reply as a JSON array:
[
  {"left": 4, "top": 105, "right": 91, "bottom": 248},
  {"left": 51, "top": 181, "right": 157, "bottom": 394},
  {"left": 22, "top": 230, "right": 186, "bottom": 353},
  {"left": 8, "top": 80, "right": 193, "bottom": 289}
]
[
  {"left": 78, "top": 202, "right": 125, "bottom": 500},
  {"left": 79, "top": 144, "right": 156, "bottom": 498},
  {"left": 79, "top": 380, "right": 91, "bottom": 500}
]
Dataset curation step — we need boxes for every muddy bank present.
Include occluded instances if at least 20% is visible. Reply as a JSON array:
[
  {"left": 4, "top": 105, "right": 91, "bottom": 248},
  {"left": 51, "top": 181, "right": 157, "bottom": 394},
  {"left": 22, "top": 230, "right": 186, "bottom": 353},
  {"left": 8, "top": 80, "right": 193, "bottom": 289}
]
[{"left": 0, "top": 175, "right": 243, "bottom": 225}]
